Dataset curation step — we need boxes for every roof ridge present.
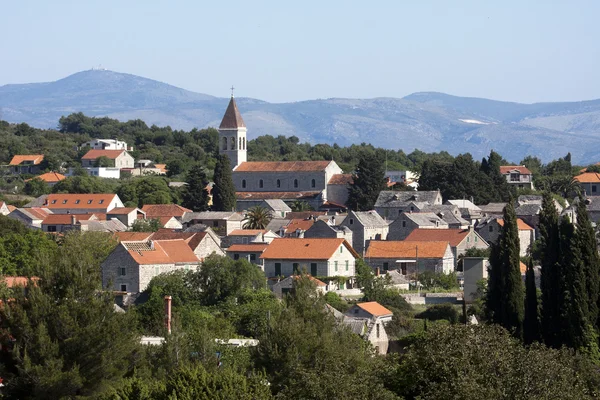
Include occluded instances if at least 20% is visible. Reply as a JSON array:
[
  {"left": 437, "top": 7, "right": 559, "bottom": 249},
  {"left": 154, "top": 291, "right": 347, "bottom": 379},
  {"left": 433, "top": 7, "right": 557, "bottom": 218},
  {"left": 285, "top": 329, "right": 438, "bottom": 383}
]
[{"left": 219, "top": 97, "right": 246, "bottom": 129}]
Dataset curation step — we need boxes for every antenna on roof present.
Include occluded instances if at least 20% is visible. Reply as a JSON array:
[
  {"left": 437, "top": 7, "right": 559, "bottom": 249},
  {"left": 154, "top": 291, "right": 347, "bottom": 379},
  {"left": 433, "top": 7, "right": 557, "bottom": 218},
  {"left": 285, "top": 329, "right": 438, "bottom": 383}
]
[{"left": 230, "top": 85, "right": 235, "bottom": 98}]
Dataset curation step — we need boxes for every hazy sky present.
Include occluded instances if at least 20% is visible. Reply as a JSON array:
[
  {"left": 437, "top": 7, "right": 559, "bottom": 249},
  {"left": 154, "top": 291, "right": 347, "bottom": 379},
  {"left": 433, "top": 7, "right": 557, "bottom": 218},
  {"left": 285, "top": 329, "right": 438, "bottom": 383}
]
[{"left": 1, "top": 0, "right": 599, "bottom": 103}]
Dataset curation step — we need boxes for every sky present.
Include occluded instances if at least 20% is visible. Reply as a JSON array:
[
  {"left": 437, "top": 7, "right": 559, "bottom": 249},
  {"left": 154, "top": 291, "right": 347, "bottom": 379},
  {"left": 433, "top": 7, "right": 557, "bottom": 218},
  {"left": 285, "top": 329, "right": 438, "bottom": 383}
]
[{"left": 1, "top": 0, "right": 599, "bottom": 103}]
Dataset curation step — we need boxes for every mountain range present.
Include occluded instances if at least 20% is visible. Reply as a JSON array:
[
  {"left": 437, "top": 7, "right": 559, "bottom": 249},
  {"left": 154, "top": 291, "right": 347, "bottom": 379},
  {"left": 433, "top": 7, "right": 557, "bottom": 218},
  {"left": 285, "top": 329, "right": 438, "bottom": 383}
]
[{"left": 2, "top": 69, "right": 600, "bottom": 164}]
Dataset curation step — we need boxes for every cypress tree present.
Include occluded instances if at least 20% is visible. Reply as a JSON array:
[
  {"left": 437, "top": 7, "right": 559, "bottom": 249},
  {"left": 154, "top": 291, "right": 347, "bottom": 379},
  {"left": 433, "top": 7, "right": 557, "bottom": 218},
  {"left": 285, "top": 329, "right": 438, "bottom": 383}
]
[
  {"left": 499, "top": 201, "right": 524, "bottom": 338},
  {"left": 182, "top": 163, "right": 210, "bottom": 212},
  {"left": 574, "top": 200, "right": 600, "bottom": 327},
  {"left": 539, "top": 192, "right": 561, "bottom": 347},
  {"left": 347, "top": 153, "right": 386, "bottom": 211},
  {"left": 212, "top": 155, "right": 237, "bottom": 211},
  {"left": 524, "top": 257, "right": 540, "bottom": 344}
]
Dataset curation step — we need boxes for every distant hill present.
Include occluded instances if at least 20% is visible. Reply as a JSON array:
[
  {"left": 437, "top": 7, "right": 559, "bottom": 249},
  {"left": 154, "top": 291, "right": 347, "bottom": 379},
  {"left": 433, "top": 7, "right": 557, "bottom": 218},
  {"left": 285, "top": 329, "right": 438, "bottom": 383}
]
[{"left": 2, "top": 69, "right": 600, "bottom": 164}]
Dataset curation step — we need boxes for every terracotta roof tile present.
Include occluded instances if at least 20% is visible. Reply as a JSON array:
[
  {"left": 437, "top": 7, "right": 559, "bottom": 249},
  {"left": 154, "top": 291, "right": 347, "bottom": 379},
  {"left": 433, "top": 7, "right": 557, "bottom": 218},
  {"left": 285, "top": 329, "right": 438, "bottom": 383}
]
[
  {"left": 227, "top": 243, "right": 270, "bottom": 253},
  {"left": 366, "top": 240, "right": 450, "bottom": 259},
  {"left": 125, "top": 239, "right": 199, "bottom": 265},
  {"left": 26, "top": 172, "right": 66, "bottom": 183},
  {"left": 234, "top": 161, "right": 331, "bottom": 172},
  {"left": 356, "top": 301, "right": 393, "bottom": 317},
  {"left": 81, "top": 149, "right": 127, "bottom": 160},
  {"left": 141, "top": 204, "right": 192, "bottom": 218},
  {"left": 575, "top": 172, "right": 600, "bottom": 183},
  {"left": 260, "top": 238, "right": 358, "bottom": 260},
  {"left": 236, "top": 191, "right": 321, "bottom": 200},
  {"left": 228, "top": 229, "right": 268, "bottom": 236},
  {"left": 154, "top": 164, "right": 167, "bottom": 173},
  {"left": 284, "top": 218, "right": 315, "bottom": 233},
  {"left": 42, "top": 214, "right": 97, "bottom": 225},
  {"left": 9, "top": 155, "right": 44, "bottom": 166},
  {"left": 43, "top": 194, "right": 118, "bottom": 209},
  {"left": 24, "top": 207, "right": 52, "bottom": 220},
  {"left": 496, "top": 218, "right": 534, "bottom": 231},
  {"left": 219, "top": 97, "right": 246, "bottom": 129},
  {"left": 500, "top": 165, "right": 532, "bottom": 175},
  {"left": 107, "top": 207, "right": 137, "bottom": 215},
  {"left": 114, "top": 232, "right": 154, "bottom": 242},
  {"left": 404, "top": 229, "right": 484, "bottom": 247},
  {"left": 328, "top": 174, "right": 353, "bottom": 185}
]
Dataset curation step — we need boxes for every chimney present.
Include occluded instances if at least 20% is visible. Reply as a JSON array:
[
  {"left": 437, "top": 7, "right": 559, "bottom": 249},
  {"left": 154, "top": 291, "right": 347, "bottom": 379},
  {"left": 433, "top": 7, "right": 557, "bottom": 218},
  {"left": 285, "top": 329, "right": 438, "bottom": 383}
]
[
  {"left": 71, "top": 215, "right": 76, "bottom": 225},
  {"left": 375, "top": 267, "right": 380, "bottom": 276},
  {"left": 164, "top": 295, "right": 172, "bottom": 334}
]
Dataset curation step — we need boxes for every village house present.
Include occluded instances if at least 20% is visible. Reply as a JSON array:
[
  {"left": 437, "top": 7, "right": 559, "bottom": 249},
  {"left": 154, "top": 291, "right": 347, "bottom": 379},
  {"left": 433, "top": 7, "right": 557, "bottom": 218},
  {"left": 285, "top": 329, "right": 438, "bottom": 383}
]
[
  {"left": 584, "top": 197, "right": 600, "bottom": 223},
  {"left": 374, "top": 190, "right": 443, "bottom": 220},
  {"left": 181, "top": 211, "right": 244, "bottom": 236},
  {"left": 235, "top": 198, "right": 292, "bottom": 218},
  {"left": 101, "top": 239, "right": 200, "bottom": 293},
  {"left": 345, "top": 301, "right": 394, "bottom": 324},
  {"left": 106, "top": 207, "right": 146, "bottom": 227},
  {"left": 142, "top": 204, "right": 191, "bottom": 222},
  {"left": 226, "top": 243, "right": 270, "bottom": 265},
  {"left": 479, "top": 202, "right": 507, "bottom": 217},
  {"left": 81, "top": 138, "right": 131, "bottom": 151},
  {"left": 272, "top": 275, "right": 327, "bottom": 298},
  {"left": 387, "top": 212, "right": 448, "bottom": 241},
  {"left": 415, "top": 204, "right": 470, "bottom": 228},
  {"left": 339, "top": 210, "right": 389, "bottom": 256},
  {"left": 7, "top": 207, "right": 52, "bottom": 229},
  {"left": 303, "top": 219, "right": 353, "bottom": 244},
  {"left": 225, "top": 229, "right": 279, "bottom": 246},
  {"left": 25, "top": 172, "right": 66, "bottom": 187},
  {"left": 260, "top": 238, "right": 359, "bottom": 290},
  {"left": 365, "top": 240, "right": 454, "bottom": 275},
  {"left": 29, "top": 193, "right": 124, "bottom": 214},
  {"left": 41, "top": 213, "right": 102, "bottom": 232},
  {"left": 81, "top": 149, "right": 134, "bottom": 169},
  {"left": 500, "top": 165, "right": 534, "bottom": 190},
  {"left": 328, "top": 304, "right": 390, "bottom": 355},
  {"left": 575, "top": 172, "right": 600, "bottom": 196},
  {"left": 280, "top": 218, "right": 316, "bottom": 238},
  {"left": 476, "top": 217, "right": 534, "bottom": 257},
  {"left": 9, "top": 155, "right": 44, "bottom": 174},
  {"left": 149, "top": 230, "right": 224, "bottom": 260},
  {"left": 445, "top": 199, "right": 483, "bottom": 224},
  {"left": 77, "top": 219, "right": 128, "bottom": 232},
  {"left": 403, "top": 228, "right": 489, "bottom": 265}
]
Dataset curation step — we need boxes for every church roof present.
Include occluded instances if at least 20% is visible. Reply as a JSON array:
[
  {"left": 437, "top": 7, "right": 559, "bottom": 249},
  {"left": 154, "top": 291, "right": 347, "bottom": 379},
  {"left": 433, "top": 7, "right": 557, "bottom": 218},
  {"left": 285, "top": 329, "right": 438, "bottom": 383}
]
[
  {"left": 235, "top": 161, "right": 331, "bottom": 172},
  {"left": 219, "top": 97, "right": 246, "bottom": 129}
]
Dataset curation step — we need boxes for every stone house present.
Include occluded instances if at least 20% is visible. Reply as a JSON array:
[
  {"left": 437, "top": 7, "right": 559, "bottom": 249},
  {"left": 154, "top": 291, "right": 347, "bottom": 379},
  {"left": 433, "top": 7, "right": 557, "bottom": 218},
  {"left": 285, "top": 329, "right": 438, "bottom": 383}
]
[
  {"left": 182, "top": 211, "right": 244, "bottom": 236},
  {"left": 387, "top": 212, "right": 448, "bottom": 241},
  {"left": 280, "top": 218, "right": 316, "bottom": 238},
  {"left": 374, "top": 190, "right": 443, "bottom": 220},
  {"left": 345, "top": 301, "right": 394, "bottom": 324},
  {"left": 150, "top": 230, "right": 224, "bottom": 260},
  {"left": 445, "top": 199, "right": 483, "bottom": 224},
  {"left": 226, "top": 243, "right": 270, "bottom": 265},
  {"left": 81, "top": 149, "right": 134, "bottom": 169},
  {"left": 142, "top": 204, "right": 192, "bottom": 222},
  {"left": 7, "top": 207, "right": 52, "bottom": 229},
  {"left": 340, "top": 210, "right": 389, "bottom": 256},
  {"left": 365, "top": 240, "right": 454, "bottom": 275},
  {"left": 106, "top": 207, "right": 146, "bottom": 227},
  {"left": 31, "top": 193, "right": 124, "bottom": 214},
  {"left": 463, "top": 257, "right": 489, "bottom": 303},
  {"left": 225, "top": 229, "right": 279, "bottom": 246},
  {"left": 414, "top": 204, "right": 470, "bottom": 228},
  {"left": 272, "top": 275, "right": 327, "bottom": 298},
  {"left": 479, "top": 203, "right": 507, "bottom": 217},
  {"left": 500, "top": 166, "right": 534, "bottom": 190},
  {"left": 235, "top": 199, "right": 292, "bottom": 218},
  {"left": 303, "top": 219, "right": 353, "bottom": 245},
  {"left": 404, "top": 228, "right": 489, "bottom": 265},
  {"left": 101, "top": 239, "right": 200, "bottom": 293},
  {"left": 575, "top": 172, "right": 600, "bottom": 196},
  {"left": 326, "top": 174, "right": 353, "bottom": 207},
  {"left": 9, "top": 155, "right": 44, "bottom": 174},
  {"left": 476, "top": 217, "right": 534, "bottom": 257},
  {"left": 260, "top": 238, "right": 359, "bottom": 289},
  {"left": 328, "top": 304, "right": 390, "bottom": 355},
  {"left": 157, "top": 216, "right": 183, "bottom": 230},
  {"left": 41, "top": 213, "right": 102, "bottom": 232},
  {"left": 25, "top": 172, "right": 66, "bottom": 187}
]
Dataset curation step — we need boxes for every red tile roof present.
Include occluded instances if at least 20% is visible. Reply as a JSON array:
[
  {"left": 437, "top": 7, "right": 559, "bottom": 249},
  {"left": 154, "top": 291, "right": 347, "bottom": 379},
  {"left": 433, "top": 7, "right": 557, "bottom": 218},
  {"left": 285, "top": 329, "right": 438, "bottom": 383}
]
[
  {"left": 366, "top": 240, "right": 450, "bottom": 259},
  {"left": 404, "top": 229, "right": 481, "bottom": 247},
  {"left": 25, "top": 207, "right": 52, "bottom": 220},
  {"left": 5, "top": 276, "right": 39, "bottom": 288},
  {"left": 235, "top": 161, "right": 331, "bottom": 172},
  {"left": 227, "top": 243, "right": 270, "bottom": 253},
  {"left": 114, "top": 232, "right": 154, "bottom": 242},
  {"left": 107, "top": 207, "right": 138, "bottom": 215},
  {"left": 260, "top": 238, "right": 358, "bottom": 260},
  {"left": 42, "top": 214, "right": 97, "bottom": 225},
  {"left": 496, "top": 218, "right": 534, "bottom": 231},
  {"left": 500, "top": 166, "right": 532, "bottom": 175},
  {"left": 356, "top": 301, "right": 393, "bottom": 317},
  {"left": 158, "top": 216, "right": 179, "bottom": 226},
  {"left": 141, "top": 204, "right": 191, "bottom": 218},
  {"left": 26, "top": 172, "right": 66, "bottom": 183},
  {"left": 236, "top": 191, "right": 321, "bottom": 200},
  {"left": 575, "top": 172, "right": 600, "bottom": 183},
  {"left": 126, "top": 239, "right": 199, "bottom": 265},
  {"left": 228, "top": 229, "right": 269, "bottom": 236},
  {"left": 81, "top": 149, "right": 127, "bottom": 160},
  {"left": 154, "top": 164, "right": 167, "bottom": 173},
  {"left": 328, "top": 174, "right": 353, "bottom": 185},
  {"left": 44, "top": 194, "right": 118, "bottom": 209},
  {"left": 9, "top": 155, "right": 44, "bottom": 166},
  {"left": 284, "top": 218, "right": 315, "bottom": 233},
  {"left": 219, "top": 97, "right": 246, "bottom": 129}
]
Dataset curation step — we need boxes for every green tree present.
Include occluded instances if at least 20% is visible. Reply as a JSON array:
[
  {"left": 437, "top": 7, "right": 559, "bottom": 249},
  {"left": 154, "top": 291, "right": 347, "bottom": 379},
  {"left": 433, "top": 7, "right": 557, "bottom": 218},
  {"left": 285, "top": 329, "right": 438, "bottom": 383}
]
[
  {"left": 182, "top": 163, "right": 210, "bottom": 212},
  {"left": 524, "top": 257, "right": 541, "bottom": 344},
  {"left": 212, "top": 155, "right": 236, "bottom": 211},
  {"left": 347, "top": 152, "right": 386, "bottom": 211},
  {"left": 23, "top": 177, "right": 50, "bottom": 197},
  {"left": 94, "top": 155, "right": 113, "bottom": 167},
  {"left": 131, "top": 218, "right": 163, "bottom": 232},
  {"left": 290, "top": 200, "right": 313, "bottom": 212},
  {"left": 242, "top": 206, "right": 272, "bottom": 229}
]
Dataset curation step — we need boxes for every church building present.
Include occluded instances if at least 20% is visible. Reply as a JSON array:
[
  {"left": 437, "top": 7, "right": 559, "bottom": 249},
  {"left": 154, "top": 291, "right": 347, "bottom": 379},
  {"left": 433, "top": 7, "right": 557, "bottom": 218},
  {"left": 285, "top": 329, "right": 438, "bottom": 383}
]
[{"left": 218, "top": 95, "right": 351, "bottom": 210}]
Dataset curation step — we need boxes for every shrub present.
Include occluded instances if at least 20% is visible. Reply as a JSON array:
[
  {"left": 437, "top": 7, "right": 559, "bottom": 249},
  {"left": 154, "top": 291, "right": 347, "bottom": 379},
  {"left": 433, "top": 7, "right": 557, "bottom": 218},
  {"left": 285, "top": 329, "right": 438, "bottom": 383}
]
[{"left": 415, "top": 303, "right": 459, "bottom": 324}]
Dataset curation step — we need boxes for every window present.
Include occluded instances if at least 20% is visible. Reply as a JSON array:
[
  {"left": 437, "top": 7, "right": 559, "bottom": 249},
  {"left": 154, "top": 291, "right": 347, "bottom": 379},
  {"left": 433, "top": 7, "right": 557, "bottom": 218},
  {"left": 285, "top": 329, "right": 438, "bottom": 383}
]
[
  {"left": 250, "top": 253, "right": 256, "bottom": 261},
  {"left": 119, "top": 267, "right": 126, "bottom": 276},
  {"left": 243, "top": 137, "right": 246, "bottom": 150},
  {"left": 402, "top": 220, "right": 406, "bottom": 228},
  {"left": 222, "top": 137, "right": 228, "bottom": 150},
  {"left": 334, "top": 261, "right": 338, "bottom": 272},
  {"left": 475, "top": 236, "right": 478, "bottom": 242},
  {"left": 340, "top": 246, "right": 343, "bottom": 253},
  {"left": 242, "top": 179, "right": 246, "bottom": 189},
  {"left": 593, "top": 185, "right": 597, "bottom": 193},
  {"left": 276, "top": 179, "right": 281, "bottom": 188},
  {"left": 239, "top": 137, "right": 242, "bottom": 150},
  {"left": 99, "top": 199, "right": 104, "bottom": 204},
  {"left": 401, "top": 262, "right": 407, "bottom": 275},
  {"left": 234, "top": 254, "right": 240, "bottom": 260},
  {"left": 383, "top": 262, "right": 389, "bottom": 271},
  {"left": 120, "top": 284, "right": 127, "bottom": 292},
  {"left": 230, "top": 137, "right": 235, "bottom": 150},
  {"left": 467, "top": 236, "right": 470, "bottom": 243},
  {"left": 376, "top": 324, "right": 380, "bottom": 338},
  {"left": 51, "top": 200, "right": 57, "bottom": 204},
  {"left": 354, "top": 308, "right": 359, "bottom": 314},
  {"left": 294, "top": 179, "right": 298, "bottom": 188},
  {"left": 410, "top": 206, "right": 414, "bottom": 211},
  {"left": 311, "top": 263, "right": 318, "bottom": 276},
  {"left": 311, "top": 179, "right": 316, "bottom": 188},
  {"left": 510, "top": 173, "right": 520, "bottom": 182},
  {"left": 47, "top": 225, "right": 57, "bottom": 232},
  {"left": 293, "top": 263, "right": 300, "bottom": 274},
  {"left": 489, "top": 225, "right": 494, "bottom": 232},
  {"left": 259, "top": 179, "right": 264, "bottom": 188},
  {"left": 275, "top": 263, "right": 282, "bottom": 276},
  {"left": 242, "top": 237, "right": 248, "bottom": 244},
  {"left": 349, "top": 218, "right": 354, "bottom": 225},
  {"left": 213, "top": 221, "right": 219, "bottom": 227},
  {"left": 345, "top": 260, "right": 349, "bottom": 271}
]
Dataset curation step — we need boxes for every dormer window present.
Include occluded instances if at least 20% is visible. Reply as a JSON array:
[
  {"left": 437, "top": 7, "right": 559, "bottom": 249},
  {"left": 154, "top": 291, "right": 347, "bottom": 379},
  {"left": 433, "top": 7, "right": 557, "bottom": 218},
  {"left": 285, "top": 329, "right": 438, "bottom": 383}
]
[
  {"left": 87, "top": 200, "right": 93, "bottom": 204},
  {"left": 62, "top": 200, "right": 67, "bottom": 204},
  {"left": 51, "top": 200, "right": 57, "bottom": 204},
  {"left": 99, "top": 200, "right": 104, "bottom": 204},
  {"left": 75, "top": 200, "right": 80, "bottom": 204}
]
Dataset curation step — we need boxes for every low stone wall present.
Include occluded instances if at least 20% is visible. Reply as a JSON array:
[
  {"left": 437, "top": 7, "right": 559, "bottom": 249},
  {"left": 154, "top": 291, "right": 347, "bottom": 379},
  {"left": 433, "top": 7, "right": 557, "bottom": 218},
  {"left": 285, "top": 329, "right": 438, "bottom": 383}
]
[{"left": 401, "top": 292, "right": 463, "bottom": 305}]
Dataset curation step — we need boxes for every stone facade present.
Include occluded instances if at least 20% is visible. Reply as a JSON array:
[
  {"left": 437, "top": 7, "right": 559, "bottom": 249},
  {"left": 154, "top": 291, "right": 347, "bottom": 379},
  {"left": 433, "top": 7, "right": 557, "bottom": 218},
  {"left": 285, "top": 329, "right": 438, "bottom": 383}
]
[
  {"left": 340, "top": 211, "right": 389, "bottom": 256},
  {"left": 476, "top": 219, "right": 533, "bottom": 257},
  {"left": 82, "top": 152, "right": 134, "bottom": 169},
  {"left": 262, "top": 245, "right": 356, "bottom": 279},
  {"left": 304, "top": 220, "right": 353, "bottom": 245},
  {"left": 367, "top": 256, "right": 454, "bottom": 276},
  {"left": 192, "top": 234, "right": 225, "bottom": 260},
  {"left": 387, "top": 212, "right": 448, "bottom": 240}
]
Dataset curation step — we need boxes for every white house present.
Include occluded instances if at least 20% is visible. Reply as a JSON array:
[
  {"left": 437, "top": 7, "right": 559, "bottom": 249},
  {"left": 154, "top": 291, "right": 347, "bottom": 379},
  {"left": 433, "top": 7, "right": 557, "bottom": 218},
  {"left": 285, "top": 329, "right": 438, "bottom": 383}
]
[{"left": 82, "top": 138, "right": 131, "bottom": 151}]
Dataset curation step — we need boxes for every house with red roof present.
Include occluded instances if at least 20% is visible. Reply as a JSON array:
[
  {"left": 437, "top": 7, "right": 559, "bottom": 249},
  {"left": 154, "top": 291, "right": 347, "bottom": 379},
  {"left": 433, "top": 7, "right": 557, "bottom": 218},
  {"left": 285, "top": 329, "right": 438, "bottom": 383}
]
[
  {"left": 345, "top": 301, "right": 394, "bottom": 324},
  {"left": 404, "top": 228, "right": 489, "bottom": 264},
  {"left": 25, "top": 172, "right": 66, "bottom": 186},
  {"left": 226, "top": 243, "right": 270, "bottom": 265},
  {"left": 141, "top": 204, "right": 191, "bottom": 221},
  {"left": 476, "top": 217, "right": 534, "bottom": 257},
  {"left": 37, "top": 193, "right": 124, "bottom": 214},
  {"left": 7, "top": 207, "right": 53, "bottom": 229},
  {"left": 500, "top": 165, "right": 534, "bottom": 190},
  {"left": 575, "top": 172, "right": 600, "bottom": 196},
  {"left": 9, "top": 155, "right": 44, "bottom": 174},
  {"left": 101, "top": 239, "right": 200, "bottom": 293},
  {"left": 81, "top": 149, "right": 134, "bottom": 169},
  {"left": 106, "top": 207, "right": 146, "bottom": 227},
  {"left": 365, "top": 240, "right": 454, "bottom": 275},
  {"left": 41, "top": 213, "right": 101, "bottom": 232}
]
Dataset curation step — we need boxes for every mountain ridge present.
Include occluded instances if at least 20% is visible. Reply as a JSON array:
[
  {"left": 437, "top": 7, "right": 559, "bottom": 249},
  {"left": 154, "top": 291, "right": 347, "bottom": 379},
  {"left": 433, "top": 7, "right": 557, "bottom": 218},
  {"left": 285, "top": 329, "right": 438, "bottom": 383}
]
[{"left": 2, "top": 69, "right": 600, "bottom": 163}]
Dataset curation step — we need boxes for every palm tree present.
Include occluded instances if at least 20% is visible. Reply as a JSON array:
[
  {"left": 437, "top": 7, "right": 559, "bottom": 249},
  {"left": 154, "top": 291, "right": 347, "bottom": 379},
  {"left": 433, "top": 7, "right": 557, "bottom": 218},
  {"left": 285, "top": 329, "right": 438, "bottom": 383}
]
[{"left": 243, "top": 206, "right": 272, "bottom": 229}]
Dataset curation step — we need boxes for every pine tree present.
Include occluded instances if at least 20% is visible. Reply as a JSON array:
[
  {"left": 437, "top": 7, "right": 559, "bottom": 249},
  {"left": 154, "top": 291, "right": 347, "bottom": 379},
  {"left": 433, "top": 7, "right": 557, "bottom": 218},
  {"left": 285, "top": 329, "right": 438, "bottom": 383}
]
[
  {"left": 574, "top": 200, "right": 600, "bottom": 328},
  {"left": 347, "top": 153, "right": 386, "bottom": 211},
  {"left": 524, "top": 257, "right": 540, "bottom": 344},
  {"left": 499, "top": 201, "right": 524, "bottom": 338},
  {"left": 539, "top": 192, "right": 561, "bottom": 347},
  {"left": 212, "top": 154, "right": 237, "bottom": 211},
  {"left": 182, "top": 163, "right": 210, "bottom": 212}
]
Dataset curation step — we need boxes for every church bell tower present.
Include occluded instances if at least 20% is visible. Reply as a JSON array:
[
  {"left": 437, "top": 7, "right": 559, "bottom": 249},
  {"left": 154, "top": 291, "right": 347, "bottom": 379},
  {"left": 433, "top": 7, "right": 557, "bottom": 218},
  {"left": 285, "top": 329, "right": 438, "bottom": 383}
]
[{"left": 218, "top": 89, "right": 247, "bottom": 170}]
